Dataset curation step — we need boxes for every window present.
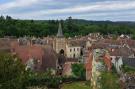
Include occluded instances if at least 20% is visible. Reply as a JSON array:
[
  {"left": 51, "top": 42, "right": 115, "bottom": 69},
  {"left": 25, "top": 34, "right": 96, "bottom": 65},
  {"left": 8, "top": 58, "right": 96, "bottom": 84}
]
[
  {"left": 74, "top": 48, "right": 75, "bottom": 51},
  {"left": 77, "top": 48, "right": 79, "bottom": 51},
  {"left": 70, "top": 49, "right": 72, "bottom": 52},
  {"left": 73, "top": 54, "right": 75, "bottom": 58}
]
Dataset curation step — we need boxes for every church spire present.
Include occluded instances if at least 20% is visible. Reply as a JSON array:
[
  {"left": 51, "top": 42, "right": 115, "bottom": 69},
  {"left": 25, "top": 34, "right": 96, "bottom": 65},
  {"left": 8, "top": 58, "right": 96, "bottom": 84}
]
[{"left": 57, "top": 22, "right": 64, "bottom": 37}]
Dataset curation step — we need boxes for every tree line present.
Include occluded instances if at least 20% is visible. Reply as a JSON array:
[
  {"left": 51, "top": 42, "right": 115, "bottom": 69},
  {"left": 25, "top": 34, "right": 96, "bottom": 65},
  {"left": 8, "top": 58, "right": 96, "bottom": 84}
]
[{"left": 0, "top": 16, "right": 135, "bottom": 38}]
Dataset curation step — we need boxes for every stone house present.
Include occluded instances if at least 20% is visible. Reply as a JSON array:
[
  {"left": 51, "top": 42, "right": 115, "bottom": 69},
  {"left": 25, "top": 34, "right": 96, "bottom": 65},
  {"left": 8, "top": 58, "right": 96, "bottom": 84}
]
[{"left": 11, "top": 41, "right": 58, "bottom": 72}]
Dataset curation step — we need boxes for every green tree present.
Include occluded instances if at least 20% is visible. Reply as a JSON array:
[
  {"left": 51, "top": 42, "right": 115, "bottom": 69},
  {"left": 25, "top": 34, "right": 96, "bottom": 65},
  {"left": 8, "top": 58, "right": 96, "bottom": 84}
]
[
  {"left": 72, "top": 64, "right": 86, "bottom": 80},
  {"left": 100, "top": 72, "right": 120, "bottom": 89},
  {"left": 0, "top": 53, "right": 26, "bottom": 89},
  {"left": 0, "top": 15, "right": 135, "bottom": 37}
]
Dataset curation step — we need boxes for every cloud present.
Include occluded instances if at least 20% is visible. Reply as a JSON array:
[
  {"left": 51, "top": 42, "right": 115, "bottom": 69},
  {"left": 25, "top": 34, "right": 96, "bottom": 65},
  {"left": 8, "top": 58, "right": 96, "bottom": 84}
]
[
  {"left": 0, "top": 0, "right": 135, "bottom": 21},
  {"left": 0, "top": 0, "right": 44, "bottom": 11},
  {"left": 39, "top": 0, "right": 135, "bottom": 15}
]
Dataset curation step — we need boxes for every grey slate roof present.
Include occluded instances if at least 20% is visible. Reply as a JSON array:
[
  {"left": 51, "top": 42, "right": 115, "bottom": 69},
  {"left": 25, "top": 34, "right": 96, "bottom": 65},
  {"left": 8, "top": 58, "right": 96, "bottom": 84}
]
[{"left": 122, "top": 58, "right": 135, "bottom": 68}]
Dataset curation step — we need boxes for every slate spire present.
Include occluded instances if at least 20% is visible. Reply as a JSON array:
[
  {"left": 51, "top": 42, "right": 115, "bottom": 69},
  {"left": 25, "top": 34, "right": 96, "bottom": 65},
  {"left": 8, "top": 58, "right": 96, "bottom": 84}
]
[{"left": 57, "top": 22, "right": 63, "bottom": 37}]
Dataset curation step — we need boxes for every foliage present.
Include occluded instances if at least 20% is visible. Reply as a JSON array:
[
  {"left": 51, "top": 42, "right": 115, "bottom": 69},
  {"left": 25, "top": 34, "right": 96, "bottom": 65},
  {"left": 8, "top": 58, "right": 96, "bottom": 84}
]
[
  {"left": 0, "top": 52, "right": 120, "bottom": 89},
  {"left": 0, "top": 16, "right": 135, "bottom": 37},
  {"left": 99, "top": 72, "right": 120, "bottom": 89},
  {"left": 122, "top": 64, "right": 135, "bottom": 73},
  {"left": 0, "top": 53, "right": 26, "bottom": 89},
  {"left": 62, "top": 81, "right": 91, "bottom": 89},
  {"left": 85, "top": 80, "right": 91, "bottom": 87},
  {"left": 46, "top": 76, "right": 62, "bottom": 88},
  {"left": 26, "top": 72, "right": 82, "bottom": 88},
  {"left": 111, "top": 65, "right": 117, "bottom": 73},
  {"left": 72, "top": 63, "right": 86, "bottom": 80},
  {"left": 25, "top": 72, "right": 62, "bottom": 88}
]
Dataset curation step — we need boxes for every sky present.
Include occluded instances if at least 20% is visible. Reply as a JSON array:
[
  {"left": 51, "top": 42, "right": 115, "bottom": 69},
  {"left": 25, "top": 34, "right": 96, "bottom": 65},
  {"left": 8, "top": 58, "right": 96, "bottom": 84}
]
[{"left": 0, "top": 0, "right": 135, "bottom": 21}]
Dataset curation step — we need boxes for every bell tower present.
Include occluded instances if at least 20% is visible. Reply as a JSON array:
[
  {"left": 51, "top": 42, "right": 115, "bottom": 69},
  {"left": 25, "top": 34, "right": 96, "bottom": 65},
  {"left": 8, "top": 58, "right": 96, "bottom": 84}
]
[
  {"left": 53, "top": 22, "right": 66, "bottom": 55},
  {"left": 57, "top": 22, "right": 64, "bottom": 37}
]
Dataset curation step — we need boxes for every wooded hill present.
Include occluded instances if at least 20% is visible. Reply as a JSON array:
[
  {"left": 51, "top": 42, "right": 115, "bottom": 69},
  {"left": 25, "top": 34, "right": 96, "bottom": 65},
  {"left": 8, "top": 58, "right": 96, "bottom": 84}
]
[{"left": 0, "top": 16, "right": 135, "bottom": 38}]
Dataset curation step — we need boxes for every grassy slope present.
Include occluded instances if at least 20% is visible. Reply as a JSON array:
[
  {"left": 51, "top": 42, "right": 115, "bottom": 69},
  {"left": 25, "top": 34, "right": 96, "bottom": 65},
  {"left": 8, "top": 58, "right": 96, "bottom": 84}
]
[{"left": 61, "top": 81, "right": 90, "bottom": 89}]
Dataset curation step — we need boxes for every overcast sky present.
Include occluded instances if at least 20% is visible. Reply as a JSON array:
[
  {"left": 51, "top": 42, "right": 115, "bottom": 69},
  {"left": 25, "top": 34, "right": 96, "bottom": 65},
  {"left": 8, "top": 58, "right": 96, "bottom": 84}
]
[{"left": 0, "top": 0, "right": 135, "bottom": 21}]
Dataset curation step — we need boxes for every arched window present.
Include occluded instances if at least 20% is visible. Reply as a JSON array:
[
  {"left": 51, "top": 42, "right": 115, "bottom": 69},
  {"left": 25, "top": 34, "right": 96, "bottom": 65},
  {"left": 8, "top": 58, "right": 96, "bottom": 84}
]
[{"left": 59, "top": 49, "right": 64, "bottom": 55}]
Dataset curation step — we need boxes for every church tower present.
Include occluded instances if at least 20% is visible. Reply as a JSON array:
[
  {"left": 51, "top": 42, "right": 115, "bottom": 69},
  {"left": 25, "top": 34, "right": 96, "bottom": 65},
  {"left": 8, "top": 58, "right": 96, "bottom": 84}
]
[
  {"left": 57, "top": 22, "right": 64, "bottom": 37},
  {"left": 53, "top": 22, "right": 66, "bottom": 55}
]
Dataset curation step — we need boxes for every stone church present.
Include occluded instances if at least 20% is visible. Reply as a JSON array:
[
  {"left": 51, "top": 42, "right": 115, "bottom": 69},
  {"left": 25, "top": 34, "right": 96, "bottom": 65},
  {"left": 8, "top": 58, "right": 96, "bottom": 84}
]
[
  {"left": 53, "top": 22, "right": 66, "bottom": 55},
  {"left": 53, "top": 22, "right": 82, "bottom": 59}
]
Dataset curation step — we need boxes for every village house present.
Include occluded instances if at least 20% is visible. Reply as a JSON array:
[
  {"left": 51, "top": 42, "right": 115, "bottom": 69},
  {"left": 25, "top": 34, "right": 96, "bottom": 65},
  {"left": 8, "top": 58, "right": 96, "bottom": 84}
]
[
  {"left": 86, "top": 49, "right": 112, "bottom": 89},
  {"left": 86, "top": 49, "right": 112, "bottom": 80},
  {"left": 0, "top": 37, "right": 17, "bottom": 53},
  {"left": 120, "top": 73, "right": 135, "bottom": 89},
  {"left": 66, "top": 41, "right": 81, "bottom": 58},
  {"left": 11, "top": 40, "right": 58, "bottom": 72}
]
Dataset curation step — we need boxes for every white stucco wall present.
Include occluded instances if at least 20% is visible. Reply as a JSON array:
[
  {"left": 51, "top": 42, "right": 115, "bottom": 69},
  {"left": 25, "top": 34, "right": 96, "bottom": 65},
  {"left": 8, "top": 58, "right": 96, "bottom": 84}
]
[{"left": 66, "top": 45, "right": 81, "bottom": 58}]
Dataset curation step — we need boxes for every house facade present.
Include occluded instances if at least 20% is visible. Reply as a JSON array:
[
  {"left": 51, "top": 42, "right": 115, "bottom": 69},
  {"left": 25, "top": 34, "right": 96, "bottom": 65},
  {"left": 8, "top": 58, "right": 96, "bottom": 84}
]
[
  {"left": 66, "top": 45, "right": 81, "bottom": 58},
  {"left": 86, "top": 49, "right": 112, "bottom": 89}
]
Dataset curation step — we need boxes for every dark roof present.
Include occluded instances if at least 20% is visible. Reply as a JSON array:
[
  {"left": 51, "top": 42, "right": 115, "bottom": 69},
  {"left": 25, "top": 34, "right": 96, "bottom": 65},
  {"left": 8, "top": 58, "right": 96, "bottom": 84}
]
[
  {"left": 109, "top": 47, "right": 134, "bottom": 57},
  {"left": 58, "top": 54, "right": 66, "bottom": 65},
  {"left": 66, "top": 58, "right": 78, "bottom": 62},
  {"left": 42, "top": 45, "right": 58, "bottom": 70},
  {"left": 68, "top": 40, "right": 86, "bottom": 47},
  {"left": 123, "top": 58, "right": 135, "bottom": 68},
  {"left": 92, "top": 43, "right": 109, "bottom": 49}
]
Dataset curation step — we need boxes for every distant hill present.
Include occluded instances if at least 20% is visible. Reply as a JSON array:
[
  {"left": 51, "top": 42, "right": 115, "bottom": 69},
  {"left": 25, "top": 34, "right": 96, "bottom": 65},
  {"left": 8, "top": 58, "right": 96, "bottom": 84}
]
[{"left": 0, "top": 16, "right": 135, "bottom": 38}]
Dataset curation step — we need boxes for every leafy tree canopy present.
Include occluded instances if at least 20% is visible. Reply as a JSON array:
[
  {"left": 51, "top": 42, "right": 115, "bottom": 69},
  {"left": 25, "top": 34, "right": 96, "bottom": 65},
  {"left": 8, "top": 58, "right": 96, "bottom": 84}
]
[
  {"left": 0, "top": 53, "right": 26, "bottom": 89},
  {"left": 0, "top": 16, "right": 135, "bottom": 38},
  {"left": 72, "top": 63, "right": 86, "bottom": 80}
]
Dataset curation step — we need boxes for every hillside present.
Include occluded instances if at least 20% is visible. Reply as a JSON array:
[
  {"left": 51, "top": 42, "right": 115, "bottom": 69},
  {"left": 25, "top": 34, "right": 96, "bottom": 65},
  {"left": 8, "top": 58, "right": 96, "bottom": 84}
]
[{"left": 0, "top": 16, "right": 135, "bottom": 37}]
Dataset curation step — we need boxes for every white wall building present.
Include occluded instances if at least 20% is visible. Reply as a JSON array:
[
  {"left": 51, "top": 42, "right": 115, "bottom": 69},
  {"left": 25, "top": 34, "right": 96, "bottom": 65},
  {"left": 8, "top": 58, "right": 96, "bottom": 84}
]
[
  {"left": 66, "top": 44, "right": 81, "bottom": 58},
  {"left": 111, "top": 57, "right": 123, "bottom": 74}
]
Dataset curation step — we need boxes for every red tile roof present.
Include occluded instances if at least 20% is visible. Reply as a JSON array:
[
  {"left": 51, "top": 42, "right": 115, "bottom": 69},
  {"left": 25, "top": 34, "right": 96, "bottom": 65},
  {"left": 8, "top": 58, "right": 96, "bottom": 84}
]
[
  {"left": 103, "top": 53, "right": 112, "bottom": 71},
  {"left": 86, "top": 52, "right": 93, "bottom": 71},
  {"left": 11, "top": 43, "right": 58, "bottom": 71}
]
